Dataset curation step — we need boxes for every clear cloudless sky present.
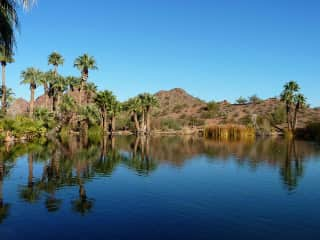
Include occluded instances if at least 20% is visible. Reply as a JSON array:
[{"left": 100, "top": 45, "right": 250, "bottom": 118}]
[{"left": 7, "top": 0, "right": 320, "bottom": 106}]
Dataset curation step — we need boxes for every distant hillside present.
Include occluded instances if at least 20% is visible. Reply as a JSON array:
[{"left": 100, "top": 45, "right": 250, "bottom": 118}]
[{"left": 151, "top": 88, "right": 320, "bottom": 131}]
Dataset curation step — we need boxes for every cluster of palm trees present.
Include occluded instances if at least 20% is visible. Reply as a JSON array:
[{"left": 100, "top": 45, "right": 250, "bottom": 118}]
[
  {"left": 280, "top": 81, "right": 307, "bottom": 135},
  {"left": 19, "top": 52, "right": 99, "bottom": 117},
  {"left": 17, "top": 51, "right": 159, "bottom": 134}
]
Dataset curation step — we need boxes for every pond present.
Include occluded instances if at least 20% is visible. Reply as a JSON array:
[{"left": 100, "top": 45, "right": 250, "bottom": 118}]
[{"left": 0, "top": 136, "right": 320, "bottom": 239}]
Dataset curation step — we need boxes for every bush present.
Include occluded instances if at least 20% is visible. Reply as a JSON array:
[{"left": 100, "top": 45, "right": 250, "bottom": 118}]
[
  {"left": 0, "top": 116, "right": 47, "bottom": 140},
  {"left": 88, "top": 125, "right": 102, "bottom": 144},
  {"left": 59, "top": 126, "right": 71, "bottom": 144},
  {"left": 236, "top": 97, "right": 248, "bottom": 104},
  {"left": 249, "top": 94, "right": 262, "bottom": 104},
  {"left": 270, "top": 105, "right": 286, "bottom": 125},
  {"left": 160, "top": 119, "right": 182, "bottom": 131}
]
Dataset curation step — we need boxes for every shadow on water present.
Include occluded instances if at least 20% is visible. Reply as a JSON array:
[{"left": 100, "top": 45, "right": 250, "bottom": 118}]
[{"left": 0, "top": 135, "right": 319, "bottom": 223}]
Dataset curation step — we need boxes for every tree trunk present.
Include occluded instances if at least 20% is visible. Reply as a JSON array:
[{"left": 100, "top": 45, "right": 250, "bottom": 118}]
[
  {"left": 111, "top": 115, "right": 116, "bottom": 133},
  {"left": 146, "top": 107, "right": 151, "bottom": 134},
  {"left": 79, "top": 82, "right": 83, "bottom": 105},
  {"left": 1, "top": 62, "right": 6, "bottom": 113},
  {"left": 293, "top": 104, "right": 299, "bottom": 132},
  {"left": 133, "top": 112, "right": 140, "bottom": 133},
  {"left": 29, "top": 87, "right": 35, "bottom": 117},
  {"left": 44, "top": 84, "right": 49, "bottom": 109},
  {"left": 52, "top": 96, "right": 57, "bottom": 112},
  {"left": 103, "top": 112, "right": 108, "bottom": 133},
  {"left": 140, "top": 110, "right": 145, "bottom": 133}
]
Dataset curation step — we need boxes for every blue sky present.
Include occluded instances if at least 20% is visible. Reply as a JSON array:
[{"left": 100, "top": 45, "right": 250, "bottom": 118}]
[{"left": 7, "top": 0, "right": 320, "bottom": 106}]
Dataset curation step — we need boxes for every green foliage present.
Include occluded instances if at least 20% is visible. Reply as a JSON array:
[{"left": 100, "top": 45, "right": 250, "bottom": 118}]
[
  {"left": 239, "top": 114, "right": 252, "bottom": 126},
  {"left": 280, "top": 81, "right": 307, "bottom": 132},
  {"left": 186, "top": 116, "right": 205, "bottom": 126},
  {"left": 270, "top": 105, "right": 287, "bottom": 125},
  {"left": 206, "top": 100, "right": 217, "bottom": 110},
  {"left": 48, "top": 52, "right": 64, "bottom": 67},
  {"left": 203, "top": 100, "right": 220, "bottom": 118},
  {"left": 20, "top": 67, "right": 42, "bottom": 89},
  {"left": 160, "top": 118, "right": 182, "bottom": 131},
  {"left": 78, "top": 104, "right": 100, "bottom": 126},
  {"left": 249, "top": 94, "right": 262, "bottom": 104},
  {"left": 88, "top": 125, "right": 102, "bottom": 144},
  {"left": 34, "top": 108, "right": 55, "bottom": 128},
  {"left": 59, "top": 126, "right": 71, "bottom": 144},
  {"left": 236, "top": 96, "right": 248, "bottom": 104},
  {"left": 0, "top": 116, "right": 47, "bottom": 139}
]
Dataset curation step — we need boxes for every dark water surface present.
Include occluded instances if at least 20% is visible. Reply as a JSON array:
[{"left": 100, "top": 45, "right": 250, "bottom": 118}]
[{"left": 1, "top": 136, "right": 320, "bottom": 239}]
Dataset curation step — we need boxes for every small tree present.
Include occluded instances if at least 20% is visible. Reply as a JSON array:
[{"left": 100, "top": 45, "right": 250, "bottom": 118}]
[
  {"left": 249, "top": 94, "right": 262, "bottom": 104},
  {"left": 236, "top": 96, "right": 248, "bottom": 104}
]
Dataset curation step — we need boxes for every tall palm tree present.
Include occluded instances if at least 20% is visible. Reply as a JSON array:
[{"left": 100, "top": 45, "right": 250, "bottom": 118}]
[
  {"left": 48, "top": 51, "right": 64, "bottom": 74},
  {"left": 0, "top": 48, "right": 14, "bottom": 113},
  {"left": 94, "top": 90, "right": 114, "bottom": 133},
  {"left": 0, "top": 87, "right": 15, "bottom": 109},
  {"left": 84, "top": 82, "right": 97, "bottom": 104},
  {"left": 280, "top": 81, "right": 307, "bottom": 135},
  {"left": 0, "top": 0, "right": 36, "bottom": 54},
  {"left": 66, "top": 76, "right": 81, "bottom": 92},
  {"left": 124, "top": 97, "right": 143, "bottom": 133},
  {"left": 50, "top": 75, "right": 67, "bottom": 109},
  {"left": 20, "top": 67, "right": 42, "bottom": 117},
  {"left": 39, "top": 71, "right": 51, "bottom": 109},
  {"left": 59, "top": 94, "right": 77, "bottom": 126},
  {"left": 109, "top": 100, "right": 121, "bottom": 133},
  {"left": 74, "top": 54, "right": 97, "bottom": 105},
  {"left": 139, "top": 93, "right": 159, "bottom": 134}
]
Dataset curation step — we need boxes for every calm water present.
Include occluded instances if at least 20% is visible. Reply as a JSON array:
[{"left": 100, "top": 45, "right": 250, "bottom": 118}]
[{"left": 1, "top": 136, "right": 320, "bottom": 239}]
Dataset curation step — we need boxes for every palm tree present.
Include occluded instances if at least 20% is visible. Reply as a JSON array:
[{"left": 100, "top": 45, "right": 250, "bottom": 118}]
[
  {"left": 48, "top": 51, "right": 64, "bottom": 74},
  {"left": 139, "top": 93, "right": 159, "bottom": 134},
  {"left": 94, "top": 90, "right": 114, "bottom": 133},
  {"left": 84, "top": 82, "right": 97, "bottom": 104},
  {"left": 59, "top": 94, "right": 77, "bottom": 126},
  {"left": 74, "top": 54, "right": 97, "bottom": 105},
  {"left": 65, "top": 76, "right": 81, "bottom": 92},
  {"left": 109, "top": 100, "right": 121, "bottom": 133},
  {"left": 280, "top": 81, "right": 307, "bottom": 135},
  {"left": 20, "top": 67, "right": 42, "bottom": 117},
  {"left": 124, "top": 97, "right": 143, "bottom": 133},
  {"left": 50, "top": 75, "right": 67, "bottom": 109},
  {"left": 0, "top": 0, "right": 36, "bottom": 54},
  {"left": 0, "top": 48, "right": 14, "bottom": 114},
  {"left": 39, "top": 71, "right": 51, "bottom": 109},
  {"left": 0, "top": 87, "right": 15, "bottom": 110}
]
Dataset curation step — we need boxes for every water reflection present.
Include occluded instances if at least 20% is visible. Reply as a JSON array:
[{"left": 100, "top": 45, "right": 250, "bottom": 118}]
[{"left": 0, "top": 136, "right": 319, "bottom": 224}]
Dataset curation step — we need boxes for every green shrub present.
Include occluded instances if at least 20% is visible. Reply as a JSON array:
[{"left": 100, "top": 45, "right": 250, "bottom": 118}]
[
  {"left": 88, "top": 125, "right": 102, "bottom": 143},
  {"left": 160, "top": 118, "right": 182, "bottom": 131},
  {"left": 236, "top": 97, "right": 248, "bottom": 104},
  {"left": 249, "top": 94, "right": 262, "bottom": 104},
  {"left": 59, "top": 126, "right": 71, "bottom": 144},
  {"left": 270, "top": 105, "right": 287, "bottom": 125}
]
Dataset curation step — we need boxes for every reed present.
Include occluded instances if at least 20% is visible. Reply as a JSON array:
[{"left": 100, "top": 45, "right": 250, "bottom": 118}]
[{"left": 204, "top": 124, "right": 256, "bottom": 140}]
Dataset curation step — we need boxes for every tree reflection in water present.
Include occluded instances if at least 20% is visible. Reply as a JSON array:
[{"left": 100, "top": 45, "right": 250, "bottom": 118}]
[{"left": 0, "top": 136, "right": 319, "bottom": 222}]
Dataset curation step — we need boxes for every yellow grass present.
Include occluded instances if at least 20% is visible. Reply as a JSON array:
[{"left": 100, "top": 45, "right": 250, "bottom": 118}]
[{"left": 204, "top": 124, "right": 256, "bottom": 140}]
